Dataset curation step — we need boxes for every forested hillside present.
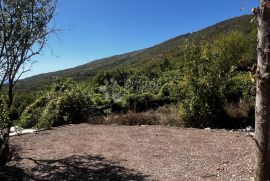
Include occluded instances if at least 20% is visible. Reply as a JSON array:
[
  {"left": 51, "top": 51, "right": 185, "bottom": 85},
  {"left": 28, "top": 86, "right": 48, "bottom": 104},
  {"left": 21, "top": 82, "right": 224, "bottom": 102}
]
[
  {"left": 16, "top": 15, "right": 256, "bottom": 92},
  {"left": 13, "top": 15, "right": 257, "bottom": 130}
]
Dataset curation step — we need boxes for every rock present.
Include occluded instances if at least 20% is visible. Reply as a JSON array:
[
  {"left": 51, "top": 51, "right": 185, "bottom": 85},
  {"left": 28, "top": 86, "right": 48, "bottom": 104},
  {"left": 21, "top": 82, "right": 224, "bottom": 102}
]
[
  {"left": 204, "top": 127, "right": 211, "bottom": 130},
  {"left": 245, "top": 126, "right": 255, "bottom": 132},
  {"left": 9, "top": 127, "right": 37, "bottom": 137},
  {"left": 248, "top": 132, "right": 255, "bottom": 137},
  {"left": 10, "top": 126, "right": 23, "bottom": 133}
]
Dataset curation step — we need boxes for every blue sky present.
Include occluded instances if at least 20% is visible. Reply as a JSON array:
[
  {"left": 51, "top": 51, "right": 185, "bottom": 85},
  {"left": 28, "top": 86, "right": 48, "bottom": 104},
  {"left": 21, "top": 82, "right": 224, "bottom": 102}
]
[{"left": 23, "top": 0, "right": 259, "bottom": 78}]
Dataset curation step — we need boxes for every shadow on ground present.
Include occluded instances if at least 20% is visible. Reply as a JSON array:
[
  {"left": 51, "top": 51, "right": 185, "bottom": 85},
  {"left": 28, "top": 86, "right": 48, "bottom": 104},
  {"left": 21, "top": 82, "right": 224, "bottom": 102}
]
[{"left": 0, "top": 154, "right": 149, "bottom": 181}]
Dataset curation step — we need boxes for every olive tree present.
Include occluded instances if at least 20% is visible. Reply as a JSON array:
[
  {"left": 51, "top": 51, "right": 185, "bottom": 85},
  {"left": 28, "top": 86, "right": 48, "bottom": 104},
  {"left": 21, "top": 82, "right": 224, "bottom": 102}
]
[{"left": 0, "top": 0, "right": 58, "bottom": 166}]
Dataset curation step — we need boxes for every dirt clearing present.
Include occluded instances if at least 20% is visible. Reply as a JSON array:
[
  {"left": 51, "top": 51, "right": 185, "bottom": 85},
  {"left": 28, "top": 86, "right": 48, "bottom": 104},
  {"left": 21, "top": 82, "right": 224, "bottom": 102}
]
[{"left": 4, "top": 124, "right": 255, "bottom": 180}]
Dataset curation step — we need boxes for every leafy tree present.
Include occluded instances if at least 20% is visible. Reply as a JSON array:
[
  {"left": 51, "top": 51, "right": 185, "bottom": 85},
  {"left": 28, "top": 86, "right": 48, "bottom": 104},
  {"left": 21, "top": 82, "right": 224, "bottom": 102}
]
[
  {"left": 0, "top": 0, "right": 58, "bottom": 166},
  {"left": 212, "top": 31, "right": 249, "bottom": 75},
  {"left": 179, "top": 43, "right": 227, "bottom": 128}
]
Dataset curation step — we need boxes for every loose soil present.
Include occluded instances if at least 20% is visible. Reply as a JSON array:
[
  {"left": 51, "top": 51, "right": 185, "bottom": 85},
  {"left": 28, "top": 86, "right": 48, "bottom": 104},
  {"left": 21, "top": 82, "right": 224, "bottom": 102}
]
[{"left": 5, "top": 124, "right": 255, "bottom": 180}]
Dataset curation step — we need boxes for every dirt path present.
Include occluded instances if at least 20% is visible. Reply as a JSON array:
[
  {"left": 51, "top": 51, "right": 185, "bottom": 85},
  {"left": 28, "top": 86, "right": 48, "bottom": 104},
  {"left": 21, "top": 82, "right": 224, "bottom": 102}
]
[{"left": 5, "top": 124, "right": 255, "bottom": 181}]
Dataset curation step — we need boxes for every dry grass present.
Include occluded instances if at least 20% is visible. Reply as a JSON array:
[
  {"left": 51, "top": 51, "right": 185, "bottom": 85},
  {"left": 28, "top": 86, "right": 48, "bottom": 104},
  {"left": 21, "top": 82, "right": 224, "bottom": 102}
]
[
  {"left": 223, "top": 100, "right": 252, "bottom": 118},
  {"left": 88, "top": 112, "right": 159, "bottom": 126},
  {"left": 87, "top": 105, "right": 181, "bottom": 127},
  {"left": 154, "top": 105, "right": 182, "bottom": 127}
]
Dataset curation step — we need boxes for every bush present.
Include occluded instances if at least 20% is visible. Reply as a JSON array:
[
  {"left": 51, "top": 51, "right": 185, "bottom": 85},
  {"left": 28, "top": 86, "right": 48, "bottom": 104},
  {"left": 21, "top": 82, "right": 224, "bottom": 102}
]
[
  {"left": 155, "top": 105, "right": 182, "bottom": 127},
  {"left": 158, "top": 81, "right": 184, "bottom": 102},
  {"left": 178, "top": 43, "right": 227, "bottom": 128},
  {"left": 10, "top": 92, "right": 38, "bottom": 121},
  {"left": 177, "top": 32, "right": 254, "bottom": 129},
  {"left": 19, "top": 80, "right": 97, "bottom": 129},
  {"left": 18, "top": 96, "right": 48, "bottom": 128},
  {"left": 0, "top": 96, "right": 9, "bottom": 130},
  {"left": 123, "top": 93, "right": 160, "bottom": 112}
]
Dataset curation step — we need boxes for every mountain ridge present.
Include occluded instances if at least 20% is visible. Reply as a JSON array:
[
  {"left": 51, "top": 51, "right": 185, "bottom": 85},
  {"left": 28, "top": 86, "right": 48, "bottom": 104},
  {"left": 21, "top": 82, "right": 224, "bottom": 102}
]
[{"left": 17, "top": 15, "right": 255, "bottom": 92}]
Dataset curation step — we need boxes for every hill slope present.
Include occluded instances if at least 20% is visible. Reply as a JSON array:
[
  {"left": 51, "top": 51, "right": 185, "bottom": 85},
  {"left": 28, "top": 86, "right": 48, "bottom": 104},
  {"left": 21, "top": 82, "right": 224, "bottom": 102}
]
[{"left": 17, "top": 15, "right": 255, "bottom": 92}]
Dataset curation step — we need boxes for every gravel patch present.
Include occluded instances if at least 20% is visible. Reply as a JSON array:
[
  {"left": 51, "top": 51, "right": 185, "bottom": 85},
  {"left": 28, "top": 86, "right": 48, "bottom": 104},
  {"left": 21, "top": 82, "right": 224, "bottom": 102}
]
[{"left": 5, "top": 124, "right": 255, "bottom": 181}]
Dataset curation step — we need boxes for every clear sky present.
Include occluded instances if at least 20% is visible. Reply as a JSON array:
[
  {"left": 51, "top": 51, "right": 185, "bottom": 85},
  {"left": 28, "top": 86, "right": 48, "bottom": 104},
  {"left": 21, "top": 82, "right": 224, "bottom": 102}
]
[{"left": 23, "top": 0, "right": 259, "bottom": 78}]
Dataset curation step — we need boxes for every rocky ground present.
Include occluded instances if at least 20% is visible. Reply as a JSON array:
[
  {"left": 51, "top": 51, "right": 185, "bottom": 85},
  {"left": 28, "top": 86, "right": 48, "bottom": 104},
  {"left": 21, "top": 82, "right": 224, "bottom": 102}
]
[{"left": 3, "top": 124, "right": 255, "bottom": 181}]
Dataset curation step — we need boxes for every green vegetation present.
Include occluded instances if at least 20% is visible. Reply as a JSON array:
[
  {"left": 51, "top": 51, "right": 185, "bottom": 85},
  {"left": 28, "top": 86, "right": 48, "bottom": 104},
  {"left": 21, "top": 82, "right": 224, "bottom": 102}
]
[
  {"left": 13, "top": 15, "right": 257, "bottom": 129},
  {"left": 15, "top": 15, "right": 256, "bottom": 92},
  {"left": 0, "top": 96, "right": 9, "bottom": 131}
]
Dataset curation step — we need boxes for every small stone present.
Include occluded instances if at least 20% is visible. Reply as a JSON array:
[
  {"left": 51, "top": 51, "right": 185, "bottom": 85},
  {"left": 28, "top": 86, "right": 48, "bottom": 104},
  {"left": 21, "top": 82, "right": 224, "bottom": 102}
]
[{"left": 245, "top": 126, "right": 255, "bottom": 132}]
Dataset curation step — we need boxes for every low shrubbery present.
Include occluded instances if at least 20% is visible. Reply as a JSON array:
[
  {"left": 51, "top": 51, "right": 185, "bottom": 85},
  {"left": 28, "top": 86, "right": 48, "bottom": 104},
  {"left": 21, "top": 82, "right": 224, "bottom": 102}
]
[
  {"left": 177, "top": 32, "right": 254, "bottom": 129},
  {"left": 18, "top": 80, "right": 98, "bottom": 129},
  {"left": 0, "top": 96, "right": 9, "bottom": 131},
  {"left": 15, "top": 31, "right": 255, "bottom": 130}
]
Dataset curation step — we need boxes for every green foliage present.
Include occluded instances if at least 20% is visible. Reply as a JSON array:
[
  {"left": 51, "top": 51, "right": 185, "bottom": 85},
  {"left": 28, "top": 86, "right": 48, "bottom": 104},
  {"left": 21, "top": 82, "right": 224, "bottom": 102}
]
[
  {"left": 158, "top": 81, "right": 184, "bottom": 102},
  {"left": 15, "top": 15, "right": 256, "bottom": 93},
  {"left": 10, "top": 92, "right": 39, "bottom": 121},
  {"left": 19, "top": 79, "right": 96, "bottom": 129},
  {"left": 0, "top": 96, "right": 9, "bottom": 130},
  {"left": 178, "top": 31, "right": 254, "bottom": 128},
  {"left": 124, "top": 93, "right": 158, "bottom": 112},
  {"left": 160, "top": 58, "right": 173, "bottom": 71},
  {"left": 178, "top": 43, "right": 226, "bottom": 128},
  {"left": 226, "top": 72, "right": 253, "bottom": 102},
  {"left": 212, "top": 31, "right": 250, "bottom": 74},
  {"left": 17, "top": 22, "right": 256, "bottom": 129},
  {"left": 19, "top": 95, "right": 49, "bottom": 128}
]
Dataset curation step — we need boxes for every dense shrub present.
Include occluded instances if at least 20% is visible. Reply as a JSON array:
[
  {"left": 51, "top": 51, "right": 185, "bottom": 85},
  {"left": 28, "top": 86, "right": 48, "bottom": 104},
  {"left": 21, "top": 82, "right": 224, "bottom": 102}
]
[
  {"left": 123, "top": 93, "right": 160, "bottom": 112},
  {"left": 178, "top": 43, "right": 227, "bottom": 128},
  {"left": 158, "top": 81, "right": 184, "bottom": 102},
  {"left": 10, "top": 92, "right": 38, "bottom": 121},
  {"left": 0, "top": 96, "right": 9, "bottom": 130},
  {"left": 17, "top": 31, "right": 255, "bottom": 130},
  {"left": 18, "top": 96, "right": 48, "bottom": 128},
  {"left": 19, "top": 80, "right": 97, "bottom": 129}
]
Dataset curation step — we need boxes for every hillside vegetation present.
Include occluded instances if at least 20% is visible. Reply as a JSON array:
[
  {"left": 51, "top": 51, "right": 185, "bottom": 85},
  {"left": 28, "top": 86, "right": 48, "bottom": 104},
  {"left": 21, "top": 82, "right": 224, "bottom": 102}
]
[
  {"left": 16, "top": 15, "right": 255, "bottom": 92},
  {"left": 13, "top": 15, "right": 257, "bottom": 129}
]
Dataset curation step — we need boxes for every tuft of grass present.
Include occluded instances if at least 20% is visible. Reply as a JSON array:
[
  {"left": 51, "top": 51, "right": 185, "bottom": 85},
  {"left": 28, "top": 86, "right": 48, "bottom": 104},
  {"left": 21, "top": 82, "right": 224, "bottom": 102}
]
[
  {"left": 87, "top": 104, "right": 181, "bottom": 127},
  {"left": 154, "top": 105, "right": 182, "bottom": 127},
  {"left": 88, "top": 112, "right": 158, "bottom": 126},
  {"left": 223, "top": 100, "right": 252, "bottom": 118}
]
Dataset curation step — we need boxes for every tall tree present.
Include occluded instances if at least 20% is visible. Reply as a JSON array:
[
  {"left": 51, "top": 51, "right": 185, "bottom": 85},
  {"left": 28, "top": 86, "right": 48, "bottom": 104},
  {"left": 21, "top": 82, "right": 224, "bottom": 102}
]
[
  {"left": 254, "top": 0, "right": 270, "bottom": 180},
  {"left": 0, "top": 0, "right": 58, "bottom": 166}
]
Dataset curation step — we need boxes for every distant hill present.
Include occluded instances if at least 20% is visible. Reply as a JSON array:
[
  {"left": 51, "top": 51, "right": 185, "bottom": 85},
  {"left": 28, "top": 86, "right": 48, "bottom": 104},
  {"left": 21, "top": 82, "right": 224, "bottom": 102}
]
[{"left": 16, "top": 15, "right": 256, "bottom": 92}]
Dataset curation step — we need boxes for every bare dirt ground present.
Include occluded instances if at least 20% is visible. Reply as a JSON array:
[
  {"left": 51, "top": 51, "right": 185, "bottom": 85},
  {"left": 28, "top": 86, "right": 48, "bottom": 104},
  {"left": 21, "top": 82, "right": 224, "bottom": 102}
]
[{"left": 3, "top": 124, "right": 255, "bottom": 181}]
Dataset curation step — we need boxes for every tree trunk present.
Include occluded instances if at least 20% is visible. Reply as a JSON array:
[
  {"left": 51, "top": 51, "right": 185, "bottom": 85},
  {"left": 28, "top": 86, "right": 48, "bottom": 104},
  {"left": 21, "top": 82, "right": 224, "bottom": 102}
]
[
  {"left": 255, "top": 1, "right": 270, "bottom": 180},
  {"left": 0, "top": 139, "right": 9, "bottom": 166}
]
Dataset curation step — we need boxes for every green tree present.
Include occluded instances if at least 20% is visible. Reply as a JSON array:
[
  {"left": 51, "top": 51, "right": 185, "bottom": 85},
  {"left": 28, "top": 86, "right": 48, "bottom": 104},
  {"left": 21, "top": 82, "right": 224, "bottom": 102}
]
[
  {"left": 0, "top": 0, "right": 58, "bottom": 166},
  {"left": 212, "top": 31, "right": 249, "bottom": 75},
  {"left": 180, "top": 43, "right": 226, "bottom": 128}
]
